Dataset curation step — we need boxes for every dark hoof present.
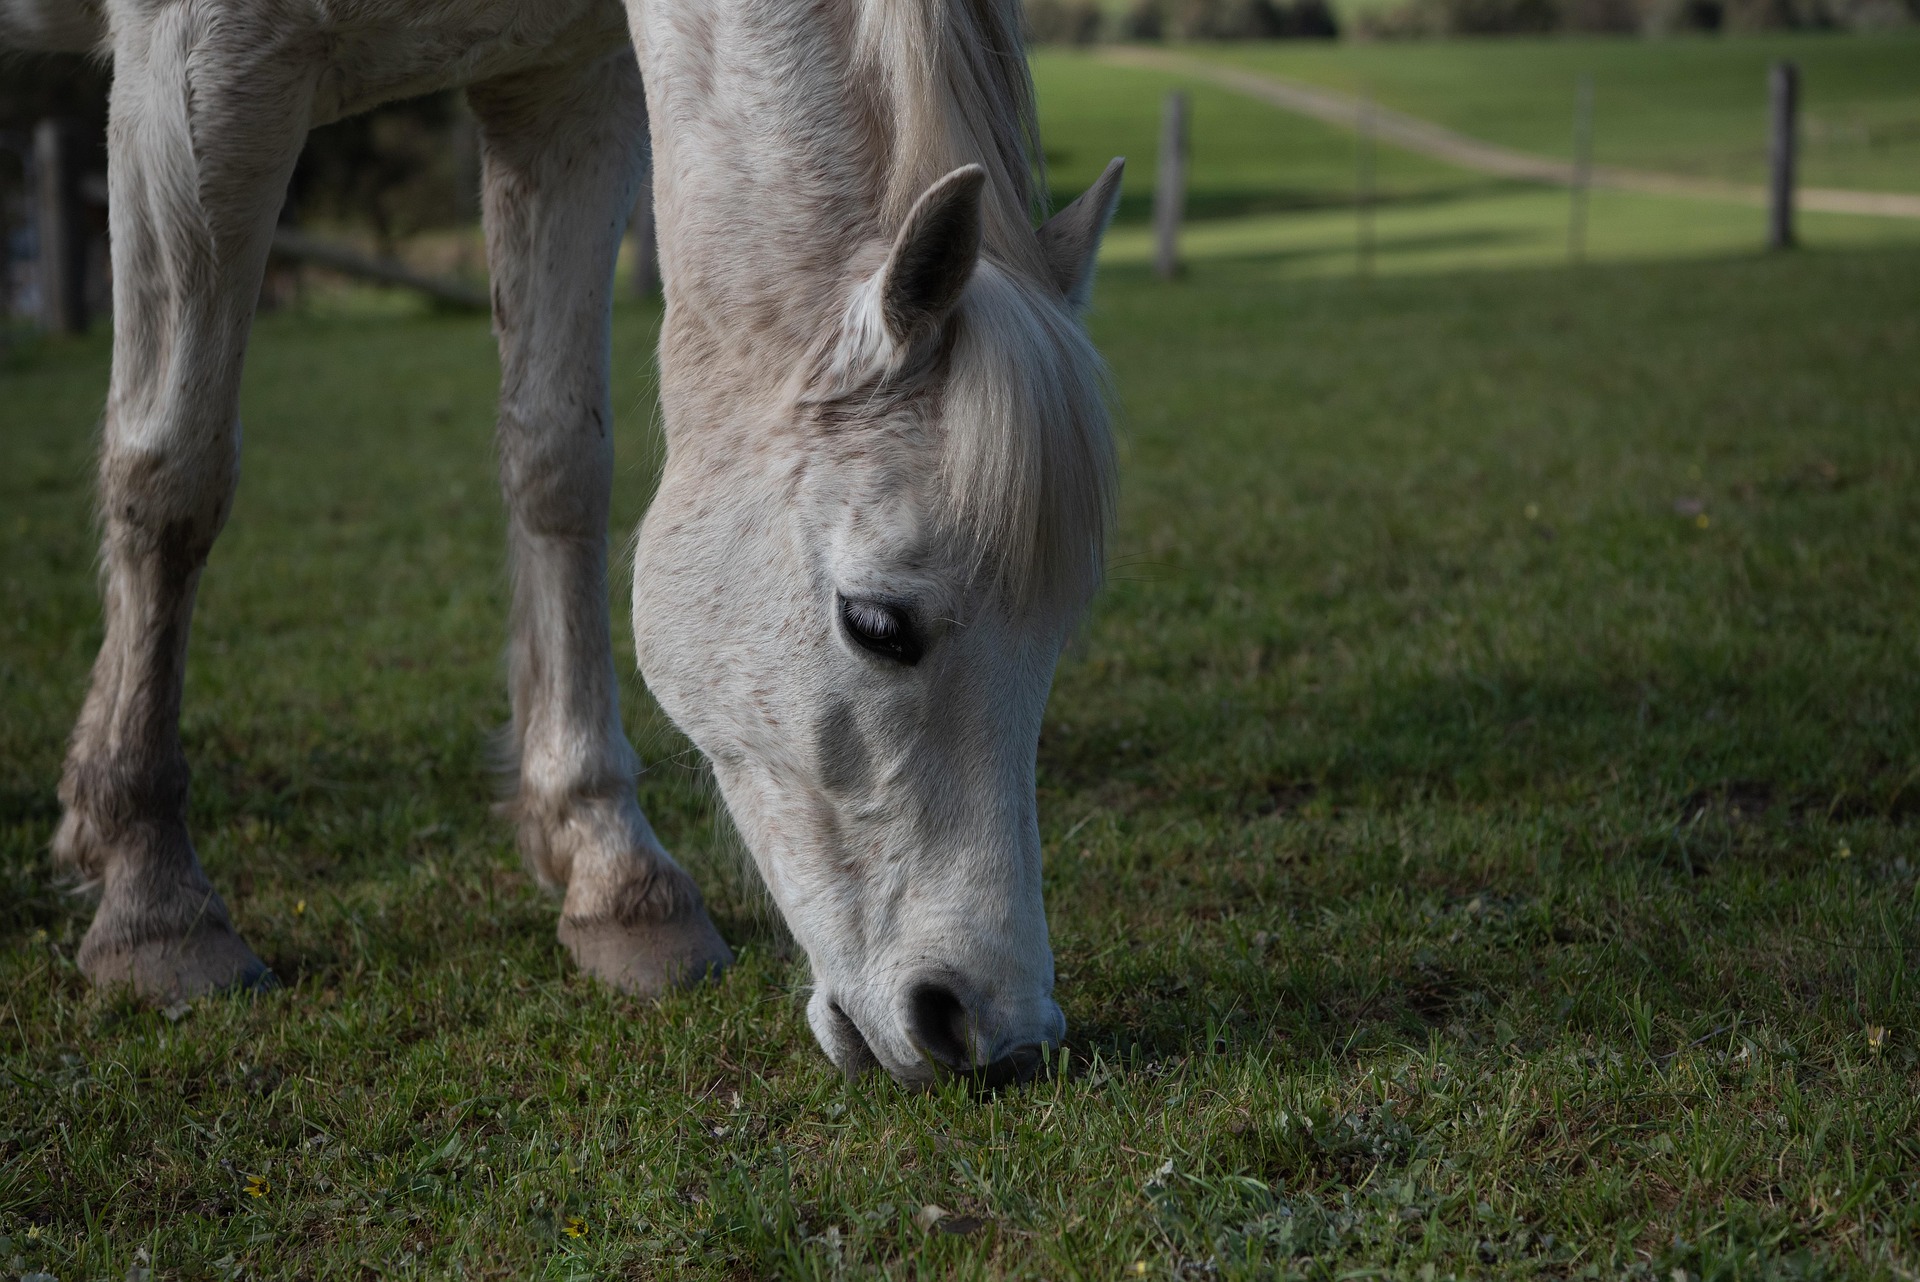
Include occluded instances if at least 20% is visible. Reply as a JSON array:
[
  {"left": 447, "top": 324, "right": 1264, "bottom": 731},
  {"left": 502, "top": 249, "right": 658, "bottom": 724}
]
[
  {"left": 560, "top": 908, "right": 733, "bottom": 999},
  {"left": 80, "top": 923, "right": 276, "bottom": 1002}
]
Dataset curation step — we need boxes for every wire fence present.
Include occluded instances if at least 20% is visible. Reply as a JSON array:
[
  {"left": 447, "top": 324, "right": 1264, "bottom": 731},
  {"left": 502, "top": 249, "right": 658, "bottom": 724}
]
[{"left": 1142, "top": 57, "right": 1829, "bottom": 280}]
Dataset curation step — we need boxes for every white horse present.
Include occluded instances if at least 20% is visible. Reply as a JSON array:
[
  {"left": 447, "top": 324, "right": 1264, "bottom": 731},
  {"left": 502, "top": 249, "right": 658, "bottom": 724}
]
[{"left": 8, "top": 0, "right": 1123, "bottom": 1087}]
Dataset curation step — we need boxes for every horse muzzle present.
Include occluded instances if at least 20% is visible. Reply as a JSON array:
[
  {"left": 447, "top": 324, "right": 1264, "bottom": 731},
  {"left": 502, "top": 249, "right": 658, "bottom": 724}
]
[{"left": 808, "top": 977, "right": 1065, "bottom": 1089}]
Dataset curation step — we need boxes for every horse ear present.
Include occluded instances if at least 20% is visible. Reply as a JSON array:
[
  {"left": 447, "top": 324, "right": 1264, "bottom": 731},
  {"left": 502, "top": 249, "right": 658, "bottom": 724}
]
[
  {"left": 1036, "top": 157, "right": 1124, "bottom": 312},
  {"left": 879, "top": 164, "right": 987, "bottom": 344}
]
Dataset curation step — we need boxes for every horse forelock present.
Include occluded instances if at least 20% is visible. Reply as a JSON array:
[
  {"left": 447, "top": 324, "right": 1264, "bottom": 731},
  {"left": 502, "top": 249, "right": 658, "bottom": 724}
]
[
  {"left": 940, "top": 263, "right": 1115, "bottom": 622},
  {"left": 803, "top": 261, "right": 1115, "bottom": 625}
]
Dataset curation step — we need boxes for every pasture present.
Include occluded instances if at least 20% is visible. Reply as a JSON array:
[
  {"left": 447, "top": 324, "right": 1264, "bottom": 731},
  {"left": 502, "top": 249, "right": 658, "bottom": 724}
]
[
  {"left": 1034, "top": 36, "right": 1920, "bottom": 274},
  {"left": 1204, "top": 33, "right": 1920, "bottom": 193},
  {"left": 6, "top": 33, "right": 1920, "bottom": 1282}
]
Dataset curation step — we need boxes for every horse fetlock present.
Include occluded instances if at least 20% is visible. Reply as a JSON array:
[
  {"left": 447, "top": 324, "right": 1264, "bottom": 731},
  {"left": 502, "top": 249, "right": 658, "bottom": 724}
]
[
  {"left": 513, "top": 791, "right": 654, "bottom": 894},
  {"left": 56, "top": 754, "right": 192, "bottom": 875},
  {"left": 51, "top": 802, "right": 111, "bottom": 885}
]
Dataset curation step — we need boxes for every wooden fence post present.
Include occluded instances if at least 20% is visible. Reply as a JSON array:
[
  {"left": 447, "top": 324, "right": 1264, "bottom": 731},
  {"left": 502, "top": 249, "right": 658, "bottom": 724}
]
[
  {"left": 1569, "top": 73, "right": 1593, "bottom": 264},
  {"left": 1355, "top": 96, "right": 1375, "bottom": 280},
  {"left": 34, "top": 117, "right": 87, "bottom": 335},
  {"left": 1768, "top": 61, "right": 1798, "bottom": 252},
  {"left": 0, "top": 147, "right": 16, "bottom": 335},
  {"left": 1153, "top": 90, "right": 1186, "bottom": 282}
]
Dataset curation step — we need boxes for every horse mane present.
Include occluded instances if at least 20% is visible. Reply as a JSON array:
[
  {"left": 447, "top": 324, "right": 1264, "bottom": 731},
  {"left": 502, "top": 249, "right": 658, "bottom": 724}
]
[
  {"left": 852, "top": 0, "right": 1050, "bottom": 283},
  {"left": 849, "top": 0, "right": 1115, "bottom": 618}
]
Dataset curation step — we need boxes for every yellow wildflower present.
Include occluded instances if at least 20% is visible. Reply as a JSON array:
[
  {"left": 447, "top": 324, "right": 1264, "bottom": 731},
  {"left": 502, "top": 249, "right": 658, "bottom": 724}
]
[
  {"left": 1867, "top": 1025, "right": 1888, "bottom": 1053},
  {"left": 244, "top": 1174, "right": 270, "bottom": 1199},
  {"left": 565, "top": 1216, "right": 588, "bottom": 1239}
]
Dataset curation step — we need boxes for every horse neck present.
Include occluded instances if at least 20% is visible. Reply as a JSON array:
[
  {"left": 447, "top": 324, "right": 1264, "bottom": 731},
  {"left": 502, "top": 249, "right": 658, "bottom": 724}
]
[{"left": 634, "top": 0, "right": 1045, "bottom": 379}]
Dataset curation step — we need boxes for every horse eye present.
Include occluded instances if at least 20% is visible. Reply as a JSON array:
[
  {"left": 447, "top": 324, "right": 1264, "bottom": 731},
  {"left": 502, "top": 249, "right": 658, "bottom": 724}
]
[{"left": 839, "top": 595, "right": 923, "bottom": 665}]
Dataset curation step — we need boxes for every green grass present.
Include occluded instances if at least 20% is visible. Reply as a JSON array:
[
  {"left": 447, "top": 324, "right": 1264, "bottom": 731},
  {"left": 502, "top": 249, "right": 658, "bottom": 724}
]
[
  {"left": 5, "top": 233, "right": 1920, "bottom": 1275},
  {"left": 1199, "top": 32, "right": 1920, "bottom": 194},
  {"left": 1037, "top": 51, "right": 1473, "bottom": 224},
  {"left": 1033, "top": 44, "right": 1920, "bottom": 277},
  {"left": 1095, "top": 181, "right": 1920, "bottom": 275}
]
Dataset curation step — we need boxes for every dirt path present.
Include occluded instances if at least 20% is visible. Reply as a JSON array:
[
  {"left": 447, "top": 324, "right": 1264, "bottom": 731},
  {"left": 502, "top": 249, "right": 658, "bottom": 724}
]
[{"left": 1098, "top": 47, "right": 1920, "bottom": 220}]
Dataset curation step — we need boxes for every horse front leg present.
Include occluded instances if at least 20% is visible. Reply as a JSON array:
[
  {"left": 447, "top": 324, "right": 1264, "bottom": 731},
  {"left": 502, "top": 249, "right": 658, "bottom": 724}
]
[
  {"left": 56, "top": 17, "right": 314, "bottom": 998},
  {"left": 470, "top": 50, "right": 731, "bottom": 997}
]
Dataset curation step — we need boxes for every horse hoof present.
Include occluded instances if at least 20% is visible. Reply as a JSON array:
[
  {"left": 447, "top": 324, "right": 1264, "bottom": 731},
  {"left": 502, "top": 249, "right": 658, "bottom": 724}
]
[
  {"left": 559, "top": 909, "right": 733, "bottom": 999},
  {"left": 79, "top": 923, "right": 277, "bottom": 1002}
]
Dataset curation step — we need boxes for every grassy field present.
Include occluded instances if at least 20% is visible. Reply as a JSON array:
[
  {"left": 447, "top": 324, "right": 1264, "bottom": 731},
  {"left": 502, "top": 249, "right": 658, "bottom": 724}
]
[
  {"left": 1029, "top": 34, "right": 1920, "bottom": 278},
  {"left": 6, "top": 238, "right": 1920, "bottom": 1278},
  {"left": 1036, "top": 52, "right": 1471, "bottom": 224},
  {"left": 1201, "top": 32, "right": 1920, "bottom": 194},
  {"left": 7, "top": 33, "right": 1920, "bottom": 1282}
]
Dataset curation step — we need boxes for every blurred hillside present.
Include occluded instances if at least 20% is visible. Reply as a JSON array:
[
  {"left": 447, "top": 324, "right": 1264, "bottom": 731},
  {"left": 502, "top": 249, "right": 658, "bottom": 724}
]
[{"left": 1029, "top": 0, "right": 1917, "bottom": 38}]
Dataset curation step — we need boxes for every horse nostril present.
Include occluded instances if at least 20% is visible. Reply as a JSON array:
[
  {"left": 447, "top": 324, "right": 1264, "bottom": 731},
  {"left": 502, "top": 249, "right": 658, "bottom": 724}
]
[
  {"left": 903, "top": 982, "right": 1059, "bottom": 1088},
  {"left": 825, "top": 1000, "right": 879, "bottom": 1075},
  {"left": 905, "top": 980, "right": 975, "bottom": 1072}
]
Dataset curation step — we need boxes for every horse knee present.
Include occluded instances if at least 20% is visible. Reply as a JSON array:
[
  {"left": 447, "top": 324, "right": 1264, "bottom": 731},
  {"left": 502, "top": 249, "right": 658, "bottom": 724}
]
[
  {"left": 98, "top": 426, "right": 241, "bottom": 564},
  {"left": 499, "top": 416, "right": 613, "bottom": 540}
]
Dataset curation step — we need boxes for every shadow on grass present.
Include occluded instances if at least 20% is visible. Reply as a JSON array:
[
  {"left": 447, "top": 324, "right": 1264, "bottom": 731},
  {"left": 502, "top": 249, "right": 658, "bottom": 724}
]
[
  {"left": 1046, "top": 656, "right": 1920, "bottom": 825},
  {"left": 1101, "top": 176, "right": 1534, "bottom": 226},
  {"left": 1211, "top": 225, "right": 1538, "bottom": 271}
]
